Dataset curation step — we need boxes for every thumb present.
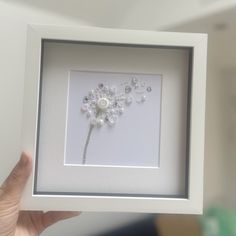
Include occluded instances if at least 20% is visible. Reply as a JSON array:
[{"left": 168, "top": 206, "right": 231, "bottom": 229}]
[{"left": 1, "top": 152, "right": 32, "bottom": 201}]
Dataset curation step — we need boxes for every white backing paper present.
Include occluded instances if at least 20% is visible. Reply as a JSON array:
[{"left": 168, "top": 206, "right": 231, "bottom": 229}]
[{"left": 65, "top": 71, "right": 162, "bottom": 167}]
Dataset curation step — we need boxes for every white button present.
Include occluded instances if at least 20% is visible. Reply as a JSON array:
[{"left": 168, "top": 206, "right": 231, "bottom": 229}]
[{"left": 97, "top": 98, "right": 110, "bottom": 110}]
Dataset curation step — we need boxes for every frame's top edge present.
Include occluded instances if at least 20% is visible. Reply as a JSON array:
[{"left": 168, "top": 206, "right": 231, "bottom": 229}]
[
  {"left": 28, "top": 24, "right": 208, "bottom": 37},
  {"left": 27, "top": 24, "right": 207, "bottom": 48}
]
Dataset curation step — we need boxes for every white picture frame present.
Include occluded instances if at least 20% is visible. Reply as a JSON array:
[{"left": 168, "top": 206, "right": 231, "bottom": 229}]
[{"left": 21, "top": 24, "right": 207, "bottom": 214}]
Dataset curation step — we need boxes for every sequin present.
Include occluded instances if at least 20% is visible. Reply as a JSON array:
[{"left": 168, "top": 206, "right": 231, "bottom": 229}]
[
  {"left": 98, "top": 83, "right": 104, "bottom": 89},
  {"left": 83, "top": 96, "right": 89, "bottom": 103},
  {"left": 132, "top": 77, "right": 138, "bottom": 85},
  {"left": 125, "top": 86, "right": 132, "bottom": 93}
]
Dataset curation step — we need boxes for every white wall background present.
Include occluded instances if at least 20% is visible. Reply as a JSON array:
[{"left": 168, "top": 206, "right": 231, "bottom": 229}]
[
  {"left": 220, "top": 69, "right": 236, "bottom": 209},
  {"left": 1, "top": 0, "right": 236, "bottom": 235},
  {"left": 171, "top": 7, "right": 236, "bottom": 208},
  {"left": 0, "top": 2, "right": 147, "bottom": 236}
]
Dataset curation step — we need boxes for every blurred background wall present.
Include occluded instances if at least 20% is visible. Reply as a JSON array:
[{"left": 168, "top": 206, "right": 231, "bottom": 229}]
[{"left": 1, "top": 0, "right": 236, "bottom": 235}]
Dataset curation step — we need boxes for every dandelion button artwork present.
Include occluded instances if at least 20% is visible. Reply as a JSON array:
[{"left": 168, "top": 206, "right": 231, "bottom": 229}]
[
  {"left": 65, "top": 70, "right": 162, "bottom": 167},
  {"left": 80, "top": 77, "right": 152, "bottom": 164}
]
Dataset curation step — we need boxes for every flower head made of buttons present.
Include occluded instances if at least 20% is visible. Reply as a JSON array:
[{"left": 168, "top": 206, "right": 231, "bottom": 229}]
[{"left": 81, "top": 77, "right": 152, "bottom": 164}]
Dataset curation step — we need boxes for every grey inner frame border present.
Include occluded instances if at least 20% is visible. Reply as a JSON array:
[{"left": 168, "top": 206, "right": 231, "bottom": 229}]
[{"left": 34, "top": 39, "right": 193, "bottom": 199}]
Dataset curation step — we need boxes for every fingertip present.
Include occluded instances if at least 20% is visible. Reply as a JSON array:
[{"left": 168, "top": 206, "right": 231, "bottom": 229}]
[
  {"left": 46, "top": 211, "right": 81, "bottom": 218},
  {"left": 20, "top": 151, "right": 32, "bottom": 165},
  {"left": 19, "top": 152, "right": 32, "bottom": 174},
  {"left": 66, "top": 211, "right": 81, "bottom": 217}
]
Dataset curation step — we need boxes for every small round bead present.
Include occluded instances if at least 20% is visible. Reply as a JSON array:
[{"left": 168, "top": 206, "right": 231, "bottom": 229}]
[
  {"left": 81, "top": 104, "right": 88, "bottom": 112},
  {"left": 110, "top": 86, "right": 117, "bottom": 95},
  {"left": 141, "top": 82, "right": 145, "bottom": 87},
  {"left": 98, "top": 83, "right": 104, "bottom": 89},
  {"left": 125, "top": 96, "right": 133, "bottom": 105},
  {"left": 108, "top": 116, "right": 118, "bottom": 126},
  {"left": 108, "top": 121, "right": 115, "bottom": 126},
  {"left": 83, "top": 96, "right": 89, "bottom": 103},
  {"left": 132, "top": 77, "right": 138, "bottom": 85},
  {"left": 125, "top": 86, "right": 132, "bottom": 93},
  {"left": 86, "top": 110, "right": 92, "bottom": 117},
  {"left": 141, "top": 95, "right": 146, "bottom": 102},
  {"left": 89, "top": 89, "right": 95, "bottom": 95},
  {"left": 118, "top": 107, "right": 124, "bottom": 114},
  {"left": 104, "top": 85, "right": 109, "bottom": 91}
]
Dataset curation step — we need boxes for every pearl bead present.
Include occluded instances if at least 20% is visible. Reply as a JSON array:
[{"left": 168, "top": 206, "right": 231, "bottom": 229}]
[
  {"left": 141, "top": 95, "right": 146, "bottom": 102},
  {"left": 97, "top": 118, "right": 104, "bottom": 127}
]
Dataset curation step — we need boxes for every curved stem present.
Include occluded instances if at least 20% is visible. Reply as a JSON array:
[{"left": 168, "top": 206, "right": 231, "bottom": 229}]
[{"left": 82, "top": 124, "right": 94, "bottom": 164}]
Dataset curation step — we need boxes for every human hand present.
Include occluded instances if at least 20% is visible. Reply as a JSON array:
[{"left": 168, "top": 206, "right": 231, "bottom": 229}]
[{"left": 0, "top": 152, "right": 80, "bottom": 236}]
